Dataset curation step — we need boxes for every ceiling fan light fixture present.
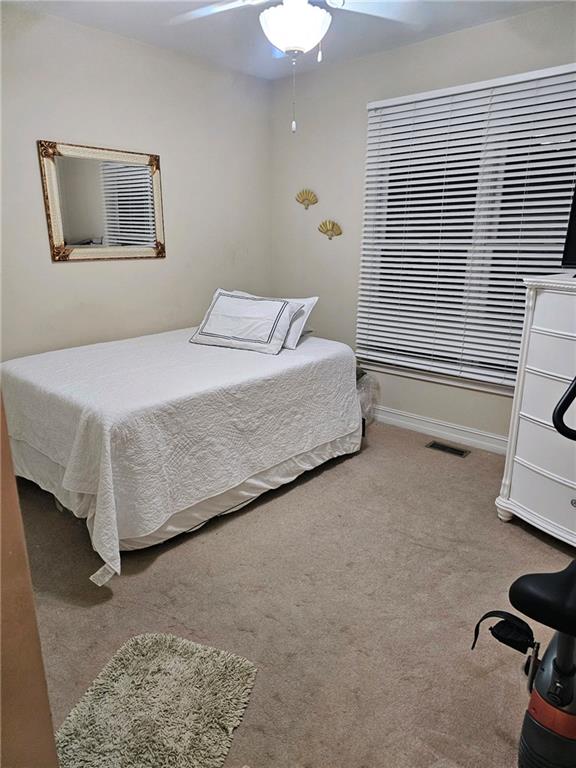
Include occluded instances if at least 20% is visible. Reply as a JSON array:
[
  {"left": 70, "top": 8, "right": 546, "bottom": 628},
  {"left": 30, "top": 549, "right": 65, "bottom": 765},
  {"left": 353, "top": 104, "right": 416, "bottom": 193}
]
[{"left": 259, "top": 0, "right": 332, "bottom": 55}]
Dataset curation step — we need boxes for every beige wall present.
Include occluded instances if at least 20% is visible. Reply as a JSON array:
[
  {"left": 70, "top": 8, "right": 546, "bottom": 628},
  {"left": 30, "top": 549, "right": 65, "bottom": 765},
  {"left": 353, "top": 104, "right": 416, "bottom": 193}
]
[
  {"left": 1, "top": 7, "right": 272, "bottom": 360},
  {"left": 269, "top": 3, "right": 576, "bottom": 436}
]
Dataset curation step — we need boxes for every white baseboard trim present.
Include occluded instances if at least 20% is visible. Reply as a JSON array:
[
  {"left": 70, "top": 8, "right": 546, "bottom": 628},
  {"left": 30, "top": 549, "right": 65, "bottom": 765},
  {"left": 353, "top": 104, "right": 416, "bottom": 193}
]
[{"left": 373, "top": 405, "right": 508, "bottom": 455}]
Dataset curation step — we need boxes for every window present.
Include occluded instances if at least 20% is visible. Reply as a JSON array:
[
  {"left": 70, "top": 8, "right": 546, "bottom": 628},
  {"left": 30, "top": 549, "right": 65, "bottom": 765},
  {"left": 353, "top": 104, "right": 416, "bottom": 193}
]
[
  {"left": 101, "top": 162, "right": 156, "bottom": 247},
  {"left": 357, "top": 64, "right": 576, "bottom": 387}
]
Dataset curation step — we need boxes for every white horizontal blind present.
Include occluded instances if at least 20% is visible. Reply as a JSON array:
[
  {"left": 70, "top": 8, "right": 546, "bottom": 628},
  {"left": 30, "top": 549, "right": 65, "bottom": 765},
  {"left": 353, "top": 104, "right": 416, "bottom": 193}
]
[
  {"left": 101, "top": 162, "right": 156, "bottom": 247},
  {"left": 357, "top": 65, "right": 576, "bottom": 387}
]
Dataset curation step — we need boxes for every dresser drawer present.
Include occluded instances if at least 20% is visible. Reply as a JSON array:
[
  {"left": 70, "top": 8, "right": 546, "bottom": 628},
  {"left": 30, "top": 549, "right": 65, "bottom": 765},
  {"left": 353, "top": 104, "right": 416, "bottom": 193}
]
[
  {"left": 526, "top": 330, "right": 576, "bottom": 379},
  {"left": 533, "top": 289, "right": 576, "bottom": 336},
  {"left": 510, "top": 461, "right": 576, "bottom": 532},
  {"left": 515, "top": 417, "right": 576, "bottom": 483},
  {"left": 522, "top": 371, "right": 576, "bottom": 431}
]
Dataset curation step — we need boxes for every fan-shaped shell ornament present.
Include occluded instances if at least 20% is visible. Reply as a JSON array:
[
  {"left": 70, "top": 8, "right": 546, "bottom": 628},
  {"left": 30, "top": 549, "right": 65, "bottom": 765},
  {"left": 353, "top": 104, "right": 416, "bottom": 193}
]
[
  {"left": 318, "top": 219, "right": 342, "bottom": 240},
  {"left": 295, "top": 189, "right": 318, "bottom": 210}
]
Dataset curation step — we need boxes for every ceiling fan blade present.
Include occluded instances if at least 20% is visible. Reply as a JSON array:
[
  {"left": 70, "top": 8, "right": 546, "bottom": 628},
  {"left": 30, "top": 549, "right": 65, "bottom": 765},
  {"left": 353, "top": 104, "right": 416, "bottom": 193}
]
[
  {"left": 168, "top": 0, "right": 251, "bottom": 25},
  {"left": 326, "top": 0, "right": 422, "bottom": 25}
]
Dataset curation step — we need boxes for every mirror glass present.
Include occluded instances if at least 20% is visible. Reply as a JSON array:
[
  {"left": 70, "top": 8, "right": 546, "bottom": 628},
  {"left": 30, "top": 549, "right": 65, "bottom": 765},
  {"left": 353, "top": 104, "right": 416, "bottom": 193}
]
[{"left": 54, "top": 156, "right": 156, "bottom": 249}]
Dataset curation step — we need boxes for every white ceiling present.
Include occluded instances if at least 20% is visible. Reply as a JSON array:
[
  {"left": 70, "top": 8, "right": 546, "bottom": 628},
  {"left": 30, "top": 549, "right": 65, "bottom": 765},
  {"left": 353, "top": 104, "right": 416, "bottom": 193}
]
[{"left": 18, "top": 0, "right": 554, "bottom": 79}]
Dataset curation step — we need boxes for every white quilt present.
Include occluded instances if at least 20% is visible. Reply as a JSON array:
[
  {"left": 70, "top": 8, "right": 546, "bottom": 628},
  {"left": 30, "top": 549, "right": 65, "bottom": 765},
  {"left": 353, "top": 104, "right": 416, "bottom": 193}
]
[{"left": 2, "top": 329, "right": 361, "bottom": 580}]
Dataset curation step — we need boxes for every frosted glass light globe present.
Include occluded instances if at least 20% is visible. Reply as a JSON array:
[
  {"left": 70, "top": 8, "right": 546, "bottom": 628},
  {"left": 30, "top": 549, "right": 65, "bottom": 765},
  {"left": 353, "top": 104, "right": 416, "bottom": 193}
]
[{"left": 260, "top": 0, "right": 332, "bottom": 55}]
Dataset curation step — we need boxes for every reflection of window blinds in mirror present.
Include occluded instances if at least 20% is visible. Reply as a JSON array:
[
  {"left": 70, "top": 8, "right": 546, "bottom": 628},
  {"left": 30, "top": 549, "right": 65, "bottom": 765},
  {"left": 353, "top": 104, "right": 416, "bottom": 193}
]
[
  {"left": 101, "top": 162, "right": 156, "bottom": 247},
  {"left": 357, "top": 64, "right": 576, "bottom": 387}
]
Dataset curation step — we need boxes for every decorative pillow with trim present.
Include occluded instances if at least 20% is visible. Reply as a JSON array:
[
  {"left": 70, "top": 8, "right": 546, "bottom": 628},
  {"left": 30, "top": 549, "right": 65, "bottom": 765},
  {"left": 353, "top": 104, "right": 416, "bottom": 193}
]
[
  {"left": 232, "top": 291, "right": 318, "bottom": 350},
  {"left": 190, "top": 289, "right": 303, "bottom": 355}
]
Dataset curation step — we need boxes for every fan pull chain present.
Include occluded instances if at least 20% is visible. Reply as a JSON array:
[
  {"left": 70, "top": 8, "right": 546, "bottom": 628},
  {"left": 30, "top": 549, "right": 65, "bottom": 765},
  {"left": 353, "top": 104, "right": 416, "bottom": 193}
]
[
  {"left": 291, "top": 56, "right": 297, "bottom": 133},
  {"left": 317, "top": 41, "right": 323, "bottom": 63}
]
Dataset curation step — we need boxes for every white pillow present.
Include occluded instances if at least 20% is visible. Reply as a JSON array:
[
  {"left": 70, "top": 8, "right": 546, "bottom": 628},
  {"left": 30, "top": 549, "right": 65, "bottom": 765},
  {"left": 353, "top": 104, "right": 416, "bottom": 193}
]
[
  {"left": 283, "top": 296, "right": 318, "bottom": 349},
  {"left": 190, "top": 289, "right": 303, "bottom": 355},
  {"left": 232, "top": 291, "right": 318, "bottom": 349}
]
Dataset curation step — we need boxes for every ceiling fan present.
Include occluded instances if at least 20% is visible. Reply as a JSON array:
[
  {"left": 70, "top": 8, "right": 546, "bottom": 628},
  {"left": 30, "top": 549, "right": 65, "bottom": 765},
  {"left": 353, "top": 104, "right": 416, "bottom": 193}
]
[
  {"left": 167, "top": 0, "right": 422, "bottom": 132},
  {"left": 168, "top": 0, "right": 419, "bottom": 28},
  {"left": 168, "top": 0, "right": 422, "bottom": 59}
]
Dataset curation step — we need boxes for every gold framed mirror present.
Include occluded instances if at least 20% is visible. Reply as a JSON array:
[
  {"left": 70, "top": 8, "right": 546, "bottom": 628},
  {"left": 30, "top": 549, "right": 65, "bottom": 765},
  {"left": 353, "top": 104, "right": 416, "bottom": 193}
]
[{"left": 37, "top": 141, "right": 165, "bottom": 262}]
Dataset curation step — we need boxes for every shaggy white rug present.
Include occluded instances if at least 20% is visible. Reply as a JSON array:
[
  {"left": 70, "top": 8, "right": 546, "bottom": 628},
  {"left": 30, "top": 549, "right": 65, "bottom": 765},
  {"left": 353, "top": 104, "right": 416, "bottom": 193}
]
[{"left": 56, "top": 634, "right": 257, "bottom": 768}]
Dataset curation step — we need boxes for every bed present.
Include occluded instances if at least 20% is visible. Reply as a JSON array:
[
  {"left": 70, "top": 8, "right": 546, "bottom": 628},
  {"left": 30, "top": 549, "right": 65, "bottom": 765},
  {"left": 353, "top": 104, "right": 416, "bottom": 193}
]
[{"left": 2, "top": 328, "right": 362, "bottom": 584}]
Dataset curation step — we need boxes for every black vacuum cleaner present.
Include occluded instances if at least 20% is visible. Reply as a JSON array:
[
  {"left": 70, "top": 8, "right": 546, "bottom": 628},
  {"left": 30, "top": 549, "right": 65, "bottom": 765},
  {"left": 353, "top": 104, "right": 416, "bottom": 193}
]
[{"left": 472, "top": 376, "right": 576, "bottom": 768}]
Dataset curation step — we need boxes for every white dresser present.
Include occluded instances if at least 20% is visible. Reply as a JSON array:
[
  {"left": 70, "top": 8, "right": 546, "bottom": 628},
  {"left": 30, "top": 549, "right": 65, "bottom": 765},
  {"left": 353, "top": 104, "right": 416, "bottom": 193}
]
[{"left": 496, "top": 273, "right": 576, "bottom": 546}]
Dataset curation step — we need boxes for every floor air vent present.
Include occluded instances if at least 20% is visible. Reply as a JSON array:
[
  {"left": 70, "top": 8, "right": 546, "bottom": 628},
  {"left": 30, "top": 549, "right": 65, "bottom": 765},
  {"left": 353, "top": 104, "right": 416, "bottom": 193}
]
[{"left": 426, "top": 441, "right": 470, "bottom": 458}]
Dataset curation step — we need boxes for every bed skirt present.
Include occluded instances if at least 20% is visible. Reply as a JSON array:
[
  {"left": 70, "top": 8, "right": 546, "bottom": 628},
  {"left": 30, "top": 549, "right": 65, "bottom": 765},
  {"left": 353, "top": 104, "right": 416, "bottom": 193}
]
[{"left": 11, "top": 425, "right": 362, "bottom": 562}]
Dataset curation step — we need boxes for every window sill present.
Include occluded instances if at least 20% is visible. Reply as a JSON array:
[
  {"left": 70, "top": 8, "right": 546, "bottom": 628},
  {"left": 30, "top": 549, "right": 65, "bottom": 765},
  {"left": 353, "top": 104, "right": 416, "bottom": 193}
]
[{"left": 358, "top": 361, "right": 515, "bottom": 398}]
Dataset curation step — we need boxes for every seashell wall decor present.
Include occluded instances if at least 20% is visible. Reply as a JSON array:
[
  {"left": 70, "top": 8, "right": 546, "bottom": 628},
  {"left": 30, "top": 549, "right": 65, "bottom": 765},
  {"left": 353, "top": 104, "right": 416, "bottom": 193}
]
[
  {"left": 318, "top": 220, "right": 342, "bottom": 240},
  {"left": 295, "top": 189, "right": 318, "bottom": 210}
]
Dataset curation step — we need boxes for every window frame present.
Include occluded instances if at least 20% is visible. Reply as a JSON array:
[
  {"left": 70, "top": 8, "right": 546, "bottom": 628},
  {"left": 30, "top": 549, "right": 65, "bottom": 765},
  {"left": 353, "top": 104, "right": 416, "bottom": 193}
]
[{"left": 357, "top": 63, "right": 576, "bottom": 392}]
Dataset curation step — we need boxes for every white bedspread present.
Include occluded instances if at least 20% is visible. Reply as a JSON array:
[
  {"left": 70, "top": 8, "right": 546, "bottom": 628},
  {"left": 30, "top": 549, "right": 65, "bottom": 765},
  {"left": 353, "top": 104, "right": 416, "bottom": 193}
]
[{"left": 2, "top": 329, "right": 361, "bottom": 579}]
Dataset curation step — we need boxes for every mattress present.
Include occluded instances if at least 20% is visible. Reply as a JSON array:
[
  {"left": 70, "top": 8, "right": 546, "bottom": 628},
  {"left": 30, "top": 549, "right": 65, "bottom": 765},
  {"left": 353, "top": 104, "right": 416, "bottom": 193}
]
[{"left": 2, "top": 328, "right": 361, "bottom": 583}]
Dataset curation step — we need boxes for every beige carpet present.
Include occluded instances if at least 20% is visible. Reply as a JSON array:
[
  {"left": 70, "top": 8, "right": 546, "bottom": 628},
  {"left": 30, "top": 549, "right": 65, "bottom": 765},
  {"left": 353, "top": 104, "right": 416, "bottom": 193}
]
[
  {"left": 20, "top": 423, "right": 574, "bottom": 768},
  {"left": 56, "top": 633, "right": 256, "bottom": 768}
]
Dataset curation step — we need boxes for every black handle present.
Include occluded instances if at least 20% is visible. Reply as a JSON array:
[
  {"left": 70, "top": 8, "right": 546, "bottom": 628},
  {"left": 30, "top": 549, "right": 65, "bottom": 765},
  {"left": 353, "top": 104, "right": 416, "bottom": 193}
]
[{"left": 552, "top": 376, "right": 576, "bottom": 442}]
